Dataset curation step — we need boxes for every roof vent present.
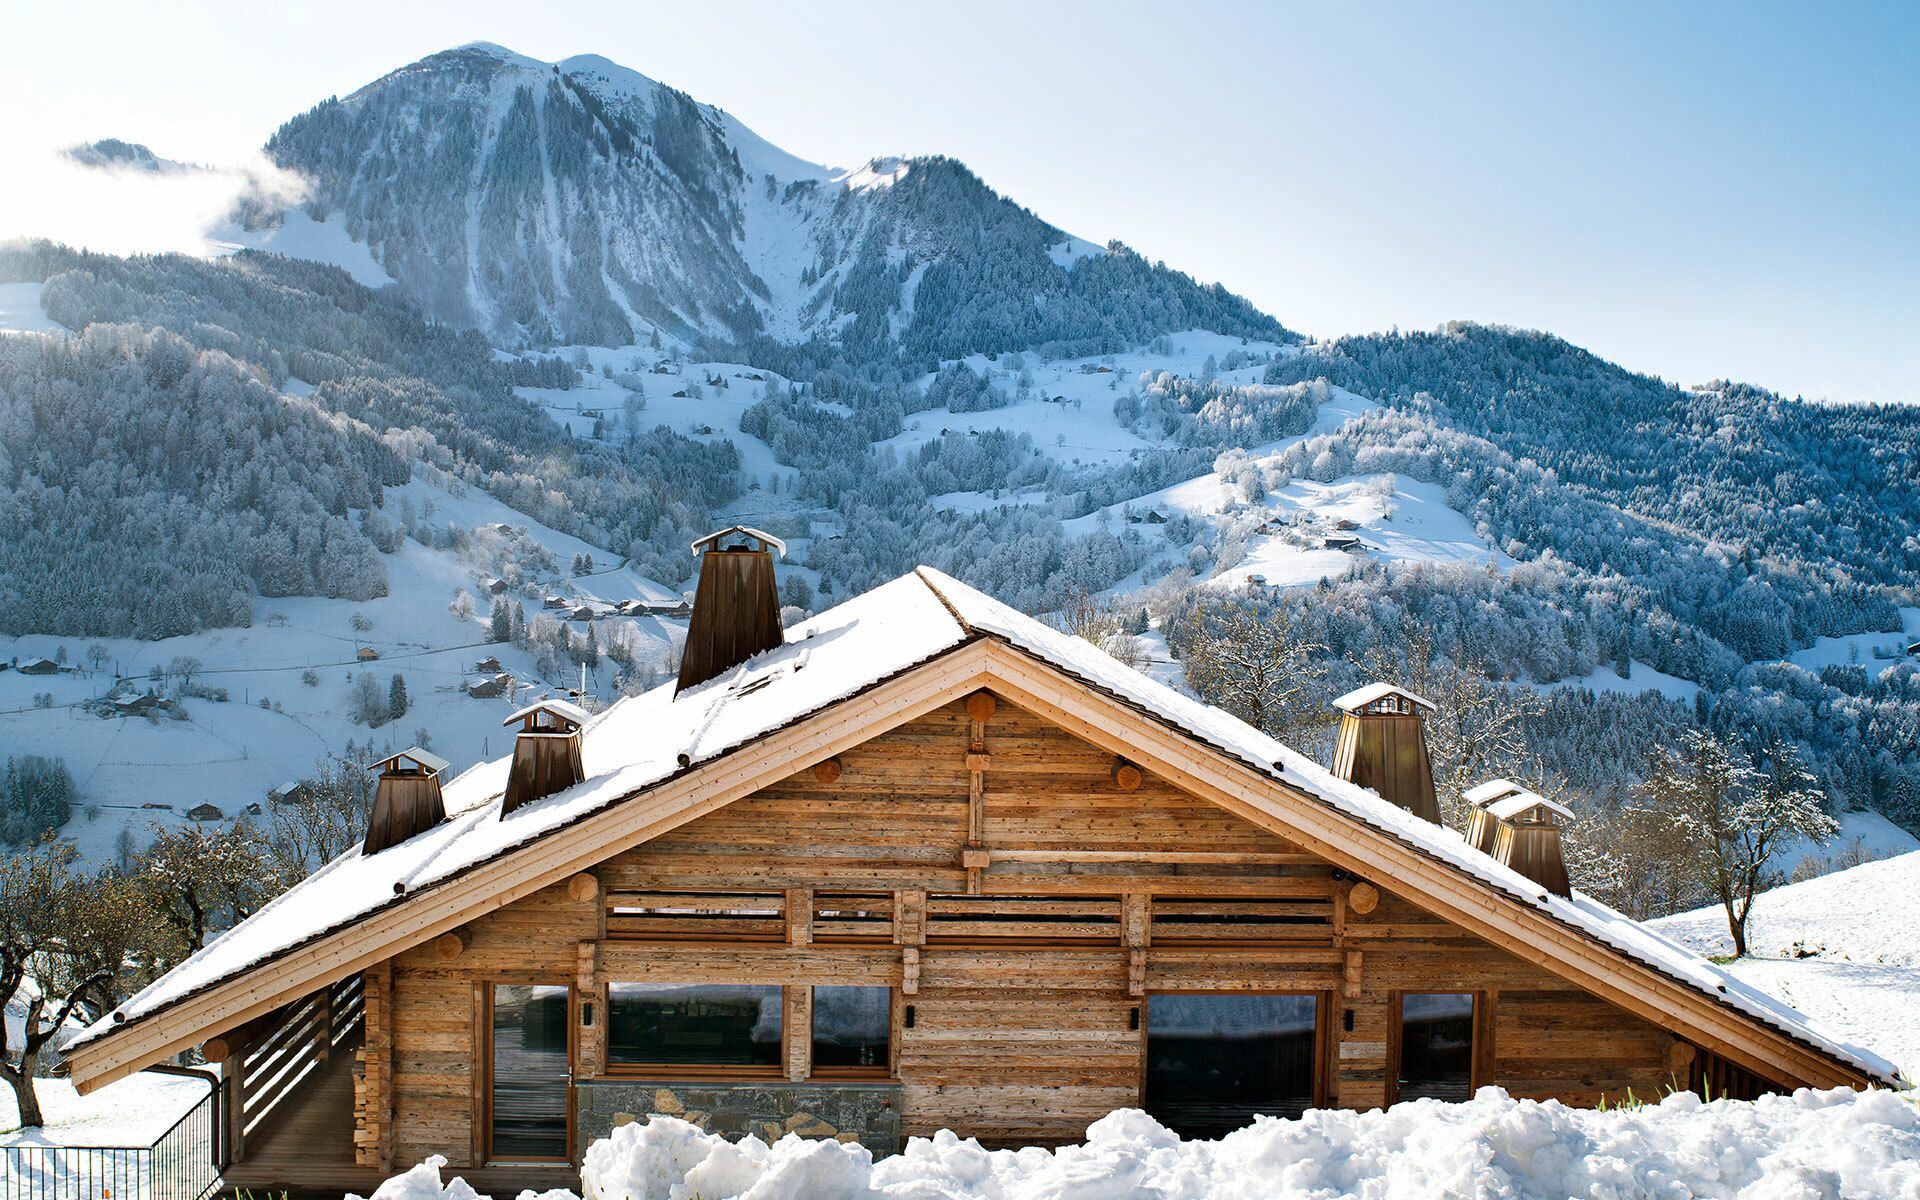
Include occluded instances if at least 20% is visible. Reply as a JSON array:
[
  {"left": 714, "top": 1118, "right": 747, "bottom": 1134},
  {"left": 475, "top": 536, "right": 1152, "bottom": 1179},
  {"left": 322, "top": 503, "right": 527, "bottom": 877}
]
[
  {"left": 678, "top": 525, "right": 786, "bottom": 694},
  {"left": 1487, "top": 791, "right": 1574, "bottom": 897},
  {"left": 1330, "top": 683, "right": 1440, "bottom": 824},
  {"left": 503, "top": 698, "right": 588, "bottom": 816},
  {"left": 1463, "top": 778, "right": 1528, "bottom": 853},
  {"left": 364, "top": 747, "right": 451, "bottom": 854}
]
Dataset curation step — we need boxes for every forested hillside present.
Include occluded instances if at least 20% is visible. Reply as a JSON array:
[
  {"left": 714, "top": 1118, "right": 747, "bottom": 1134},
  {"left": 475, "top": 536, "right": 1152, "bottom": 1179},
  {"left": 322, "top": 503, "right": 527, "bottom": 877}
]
[
  {"left": 0, "top": 324, "right": 397, "bottom": 636},
  {"left": 0, "top": 243, "right": 740, "bottom": 593}
]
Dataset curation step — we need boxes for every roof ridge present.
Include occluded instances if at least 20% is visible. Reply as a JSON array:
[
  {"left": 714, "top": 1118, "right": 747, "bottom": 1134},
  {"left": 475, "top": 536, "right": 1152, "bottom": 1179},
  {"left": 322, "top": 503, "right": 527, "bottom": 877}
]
[{"left": 913, "top": 565, "right": 974, "bottom": 636}]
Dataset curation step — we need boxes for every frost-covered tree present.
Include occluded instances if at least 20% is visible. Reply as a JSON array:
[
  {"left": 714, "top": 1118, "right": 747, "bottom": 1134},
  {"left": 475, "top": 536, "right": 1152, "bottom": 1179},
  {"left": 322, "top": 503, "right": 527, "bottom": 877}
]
[
  {"left": 1171, "top": 594, "right": 1328, "bottom": 744},
  {"left": 348, "top": 671, "right": 390, "bottom": 727},
  {"left": 1635, "top": 731, "right": 1836, "bottom": 955}
]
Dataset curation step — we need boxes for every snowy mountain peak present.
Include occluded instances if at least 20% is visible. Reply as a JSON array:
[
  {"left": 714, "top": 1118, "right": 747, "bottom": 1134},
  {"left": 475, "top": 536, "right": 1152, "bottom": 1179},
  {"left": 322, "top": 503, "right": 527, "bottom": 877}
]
[{"left": 266, "top": 44, "right": 1286, "bottom": 353}]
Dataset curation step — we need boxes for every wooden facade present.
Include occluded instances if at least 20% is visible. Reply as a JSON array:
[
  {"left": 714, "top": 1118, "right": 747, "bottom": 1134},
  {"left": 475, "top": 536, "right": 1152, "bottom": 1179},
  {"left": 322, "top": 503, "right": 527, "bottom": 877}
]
[
  {"left": 69, "top": 622, "right": 1890, "bottom": 1195},
  {"left": 213, "top": 693, "right": 1782, "bottom": 1191}
]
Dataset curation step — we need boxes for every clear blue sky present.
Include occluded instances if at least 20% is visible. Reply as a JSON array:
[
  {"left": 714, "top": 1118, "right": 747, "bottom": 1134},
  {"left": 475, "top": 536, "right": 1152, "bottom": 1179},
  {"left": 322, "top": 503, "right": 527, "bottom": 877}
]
[{"left": 7, "top": 0, "right": 1916, "bottom": 403}]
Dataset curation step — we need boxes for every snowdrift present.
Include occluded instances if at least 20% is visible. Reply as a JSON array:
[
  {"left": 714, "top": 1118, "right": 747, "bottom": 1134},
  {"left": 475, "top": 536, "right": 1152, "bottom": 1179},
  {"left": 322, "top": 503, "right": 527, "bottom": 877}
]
[{"left": 355, "top": 1086, "right": 1920, "bottom": 1200}]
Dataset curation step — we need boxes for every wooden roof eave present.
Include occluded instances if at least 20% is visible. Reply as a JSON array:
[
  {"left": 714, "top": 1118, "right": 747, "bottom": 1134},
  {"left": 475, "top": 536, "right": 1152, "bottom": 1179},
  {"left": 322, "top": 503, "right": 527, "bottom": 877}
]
[{"left": 968, "top": 640, "right": 1887, "bottom": 1092}]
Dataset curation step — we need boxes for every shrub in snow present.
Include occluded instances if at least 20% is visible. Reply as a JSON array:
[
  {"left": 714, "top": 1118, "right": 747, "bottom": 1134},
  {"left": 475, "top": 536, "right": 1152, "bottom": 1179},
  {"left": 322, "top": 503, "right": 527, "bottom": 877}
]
[{"left": 355, "top": 1087, "right": 1920, "bottom": 1200}]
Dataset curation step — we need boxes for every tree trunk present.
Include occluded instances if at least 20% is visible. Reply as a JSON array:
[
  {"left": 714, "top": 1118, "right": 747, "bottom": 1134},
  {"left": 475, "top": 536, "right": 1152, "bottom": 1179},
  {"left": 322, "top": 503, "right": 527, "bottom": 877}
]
[
  {"left": 4, "top": 1058, "right": 45, "bottom": 1128},
  {"left": 1722, "top": 897, "right": 1747, "bottom": 957}
]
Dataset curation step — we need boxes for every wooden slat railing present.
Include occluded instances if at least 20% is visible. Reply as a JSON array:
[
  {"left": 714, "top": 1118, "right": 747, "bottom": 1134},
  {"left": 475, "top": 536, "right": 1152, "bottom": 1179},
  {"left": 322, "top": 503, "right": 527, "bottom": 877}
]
[{"left": 224, "top": 973, "right": 364, "bottom": 1159}]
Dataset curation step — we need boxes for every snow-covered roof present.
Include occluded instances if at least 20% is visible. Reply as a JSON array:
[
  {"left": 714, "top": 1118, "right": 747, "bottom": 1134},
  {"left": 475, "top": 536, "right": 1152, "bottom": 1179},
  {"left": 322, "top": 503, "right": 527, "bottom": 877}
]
[
  {"left": 1331, "top": 682, "right": 1435, "bottom": 713},
  {"left": 1464, "top": 778, "right": 1528, "bottom": 807},
  {"left": 1486, "top": 792, "right": 1576, "bottom": 823},
  {"left": 503, "top": 697, "right": 590, "bottom": 728},
  {"left": 70, "top": 568, "right": 1903, "bottom": 1085}
]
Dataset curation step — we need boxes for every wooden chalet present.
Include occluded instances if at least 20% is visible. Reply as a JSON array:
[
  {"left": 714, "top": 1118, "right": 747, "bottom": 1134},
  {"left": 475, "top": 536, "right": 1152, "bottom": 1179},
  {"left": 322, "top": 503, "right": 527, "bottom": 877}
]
[{"left": 64, "top": 535, "right": 1902, "bottom": 1195}]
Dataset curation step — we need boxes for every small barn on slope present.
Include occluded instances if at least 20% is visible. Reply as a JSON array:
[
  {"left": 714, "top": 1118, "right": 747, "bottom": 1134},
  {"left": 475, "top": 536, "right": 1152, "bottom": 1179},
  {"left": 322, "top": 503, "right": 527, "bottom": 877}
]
[{"left": 64, "top": 528, "right": 1901, "bottom": 1195}]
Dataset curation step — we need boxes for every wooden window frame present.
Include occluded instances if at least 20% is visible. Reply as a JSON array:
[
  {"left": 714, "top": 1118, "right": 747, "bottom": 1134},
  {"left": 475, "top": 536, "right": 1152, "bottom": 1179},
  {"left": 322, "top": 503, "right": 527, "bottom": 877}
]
[
  {"left": 480, "top": 979, "right": 578, "bottom": 1168},
  {"left": 599, "top": 981, "right": 787, "bottom": 1081},
  {"left": 806, "top": 984, "right": 896, "bottom": 1082},
  {"left": 1387, "top": 990, "right": 1488, "bottom": 1106},
  {"left": 1141, "top": 989, "right": 1333, "bottom": 1114}
]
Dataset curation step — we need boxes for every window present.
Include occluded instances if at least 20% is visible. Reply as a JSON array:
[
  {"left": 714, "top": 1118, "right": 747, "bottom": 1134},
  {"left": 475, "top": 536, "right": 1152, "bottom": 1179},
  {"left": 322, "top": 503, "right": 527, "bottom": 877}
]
[
  {"left": 1396, "top": 993, "right": 1475, "bottom": 1102},
  {"left": 1145, "top": 994, "right": 1321, "bottom": 1138},
  {"left": 812, "top": 986, "right": 891, "bottom": 1075},
  {"left": 605, "top": 891, "right": 786, "bottom": 941},
  {"left": 606, "top": 983, "right": 782, "bottom": 1072},
  {"left": 489, "top": 984, "right": 570, "bottom": 1162}
]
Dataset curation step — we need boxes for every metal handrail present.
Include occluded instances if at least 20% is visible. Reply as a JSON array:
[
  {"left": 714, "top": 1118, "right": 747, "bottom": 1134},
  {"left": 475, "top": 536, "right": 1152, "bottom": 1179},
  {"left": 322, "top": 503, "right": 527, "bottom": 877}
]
[{"left": 1, "top": 1081, "right": 220, "bottom": 1200}]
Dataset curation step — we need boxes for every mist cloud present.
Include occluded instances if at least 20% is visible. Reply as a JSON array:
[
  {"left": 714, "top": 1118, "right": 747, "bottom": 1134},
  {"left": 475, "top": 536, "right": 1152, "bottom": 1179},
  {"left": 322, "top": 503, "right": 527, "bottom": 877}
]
[{"left": 0, "top": 136, "right": 310, "bottom": 258}]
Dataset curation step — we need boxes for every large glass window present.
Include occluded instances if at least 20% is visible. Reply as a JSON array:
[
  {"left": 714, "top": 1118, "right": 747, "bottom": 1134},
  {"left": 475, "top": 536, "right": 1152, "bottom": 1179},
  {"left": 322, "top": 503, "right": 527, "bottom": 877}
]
[
  {"left": 1145, "top": 994, "right": 1319, "bottom": 1138},
  {"left": 607, "top": 983, "right": 782, "bottom": 1071},
  {"left": 812, "top": 986, "right": 891, "bottom": 1075},
  {"left": 1397, "top": 993, "right": 1475, "bottom": 1102},
  {"left": 489, "top": 984, "right": 570, "bottom": 1162}
]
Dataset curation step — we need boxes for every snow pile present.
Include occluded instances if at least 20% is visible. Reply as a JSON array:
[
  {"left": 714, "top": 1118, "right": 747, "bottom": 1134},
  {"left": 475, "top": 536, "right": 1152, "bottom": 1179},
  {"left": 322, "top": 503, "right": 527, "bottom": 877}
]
[{"left": 355, "top": 1088, "right": 1920, "bottom": 1200}]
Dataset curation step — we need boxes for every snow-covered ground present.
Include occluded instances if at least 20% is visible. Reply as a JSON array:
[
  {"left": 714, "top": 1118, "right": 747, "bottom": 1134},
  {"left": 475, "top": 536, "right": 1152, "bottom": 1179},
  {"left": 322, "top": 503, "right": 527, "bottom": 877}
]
[
  {"left": 1771, "top": 811, "right": 1919, "bottom": 880},
  {"left": 1783, "top": 608, "right": 1920, "bottom": 673},
  {"left": 1, "top": 1072, "right": 217, "bottom": 1200},
  {"left": 0, "top": 470, "right": 686, "bottom": 867},
  {"left": 0, "top": 1072, "right": 211, "bottom": 1144},
  {"left": 362, "top": 1090, "right": 1920, "bottom": 1200},
  {"left": 1653, "top": 850, "right": 1920, "bottom": 1078},
  {"left": 215, "top": 209, "right": 396, "bottom": 288},
  {"left": 1530, "top": 658, "right": 1702, "bottom": 703},
  {"left": 884, "top": 332, "right": 1297, "bottom": 469},
  {"left": 0, "top": 282, "right": 64, "bottom": 335}
]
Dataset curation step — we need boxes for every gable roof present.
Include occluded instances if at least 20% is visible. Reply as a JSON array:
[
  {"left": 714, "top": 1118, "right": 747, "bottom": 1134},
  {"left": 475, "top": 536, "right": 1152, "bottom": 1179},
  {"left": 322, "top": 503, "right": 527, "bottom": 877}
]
[{"left": 65, "top": 568, "right": 1902, "bottom": 1094}]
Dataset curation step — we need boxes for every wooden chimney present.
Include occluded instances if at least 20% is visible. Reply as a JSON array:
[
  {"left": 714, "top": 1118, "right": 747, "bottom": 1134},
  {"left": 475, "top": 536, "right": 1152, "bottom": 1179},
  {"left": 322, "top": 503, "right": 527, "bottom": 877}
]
[
  {"left": 502, "top": 698, "right": 589, "bottom": 816},
  {"left": 364, "top": 747, "right": 451, "bottom": 854},
  {"left": 678, "top": 525, "right": 787, "bottom": 694},
  {"left": 1487, "top": 791, "right": 1575, "bottom": 897},
  {"left": 1463, "top": 778, "right": 1529, "bottom": 854},
  {"left": 1330, "top": 683, "right": 1440, "bottom": 824}
]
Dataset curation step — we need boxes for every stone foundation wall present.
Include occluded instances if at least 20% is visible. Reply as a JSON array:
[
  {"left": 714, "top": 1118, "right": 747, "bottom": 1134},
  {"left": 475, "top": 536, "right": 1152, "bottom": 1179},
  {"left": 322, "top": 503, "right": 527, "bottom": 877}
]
[{"left": 575, "top": 1079, "right": 904, "bottom": 1158}]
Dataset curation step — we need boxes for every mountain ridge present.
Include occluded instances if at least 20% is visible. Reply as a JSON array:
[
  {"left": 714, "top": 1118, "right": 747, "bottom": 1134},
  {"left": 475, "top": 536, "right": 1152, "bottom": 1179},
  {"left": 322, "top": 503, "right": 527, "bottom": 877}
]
[{"left": 265, "top": 42, "right": 1287, "bottom": 356}]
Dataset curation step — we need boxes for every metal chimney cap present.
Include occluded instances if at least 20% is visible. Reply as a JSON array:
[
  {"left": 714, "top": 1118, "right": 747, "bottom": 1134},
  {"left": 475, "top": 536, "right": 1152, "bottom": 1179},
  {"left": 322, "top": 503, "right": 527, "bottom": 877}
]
[
  {"left": 1486, "top": 791, "right": 1576, "bottom": 823},
  {"left": 503, "top": 697, "right": 591, "bottom": 729},
  {"left": 1331, "top": 682, "right": 1436, "bottom": 713},
  {"left": 690, "top": 525, "right": 786, "bottom": 559},
  {"left": 373, "top": 746, "right": 450, "bottom": 776},
  {"left": 1464, "top": 778, "right": 1529, "bottom": 808}
]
